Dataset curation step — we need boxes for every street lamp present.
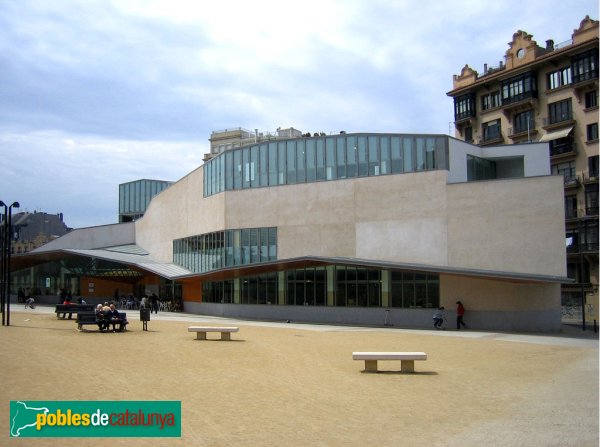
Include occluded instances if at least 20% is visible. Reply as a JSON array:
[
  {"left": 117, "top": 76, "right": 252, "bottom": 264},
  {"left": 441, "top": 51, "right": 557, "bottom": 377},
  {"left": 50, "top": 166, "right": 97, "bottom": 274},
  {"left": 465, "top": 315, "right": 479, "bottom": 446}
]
[{"left": 0, "top": 200, "right": 20, "bottom": 326}]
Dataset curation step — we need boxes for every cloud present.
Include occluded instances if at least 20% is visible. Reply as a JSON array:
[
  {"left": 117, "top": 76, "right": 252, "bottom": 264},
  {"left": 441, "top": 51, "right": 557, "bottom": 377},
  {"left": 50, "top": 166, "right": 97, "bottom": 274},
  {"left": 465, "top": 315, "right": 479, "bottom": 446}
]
[{"left": 0, "top": 0, "right": 597, "bottom": 228}]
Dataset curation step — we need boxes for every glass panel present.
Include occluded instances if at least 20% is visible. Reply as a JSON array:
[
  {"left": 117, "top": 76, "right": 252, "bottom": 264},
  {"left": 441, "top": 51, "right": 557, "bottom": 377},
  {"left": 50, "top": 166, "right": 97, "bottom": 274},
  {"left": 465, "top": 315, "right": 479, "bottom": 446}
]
[
  {"left": 233, "top": 150, "right": 242, "bottom": 189},
  {"left": 242, "top": 148, "right": 250, "bottom": 188},
  {"left": 249, "top": 228, "right": 259, "bottom": 263},
  {"left": 391, "top": 137, "right": 402, "bottom": 173},
  {"left": 416, "top": 138, "right": 425, "bottom": 171},
  {"left": 241, "top": 229, "right": 250, "bottom": 264},
  {"left": 268, "top": 142, "right": 278, "bottom": 186},
  {"left": 380, "top": 136, "right": 389, "bottom": 174},
  {"left": 306, "top": 139, "right": 316, "bottom": 182},
  {"left": 259, "top": 144, "right": 268, "bottom": 187},
  {"left": 337, "top": 137, "right": 346, "bottom": 178},
  {"left": 335, "top": 267, "right": 346, "bottom": 306},
  {"left": 296, "top": 139, "right": 306, "bottom": 183},
  {"left": 316, "top": 139, "right": 326, "bottom": 181},
  {"left": 286, "top": 140, "right": 296, "bottom": 184},
  {"left": 278, "top": 142, "right": 286, "bottom": 185},
  {"left": 250, "top": 146, "right": 258, "bottom": 187},
  {"left": 225, "top": 151, "right": 233, "bottom": 190},
  {"left": 357, "top": 136, "right": 367, "bottom": 177},
  {"left": 346, "top": 136, "right": 357, "bottom": 178},
  {"left": 403, "top": 137, "right": 413, "bottom": 172},
  {"left": 326, "top": 137, "right": 336, "bottom": 180},
  {"left": 259, "top": 228, "right": 269, "bottom": 262},
  {"left": 368, "top": 136, "right": 379, "bottom": 176}
]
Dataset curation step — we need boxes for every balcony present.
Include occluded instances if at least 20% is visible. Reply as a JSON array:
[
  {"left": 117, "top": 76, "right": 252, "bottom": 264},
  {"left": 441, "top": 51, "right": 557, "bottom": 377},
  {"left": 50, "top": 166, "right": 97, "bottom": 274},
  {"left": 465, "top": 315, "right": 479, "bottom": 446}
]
[
  {"left": 543, "top": 112, "right": 575, "bottom": 131},
  {"left": 479, "top": 132, "right": 503, "bottom": 146}
]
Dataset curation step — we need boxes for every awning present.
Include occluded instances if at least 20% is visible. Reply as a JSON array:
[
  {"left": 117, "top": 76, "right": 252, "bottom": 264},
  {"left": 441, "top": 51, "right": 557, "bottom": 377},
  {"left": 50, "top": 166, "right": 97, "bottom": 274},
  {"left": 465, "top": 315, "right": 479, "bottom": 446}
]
[{"left": 539, "top": 126, "right": 573, "bottom": 142}]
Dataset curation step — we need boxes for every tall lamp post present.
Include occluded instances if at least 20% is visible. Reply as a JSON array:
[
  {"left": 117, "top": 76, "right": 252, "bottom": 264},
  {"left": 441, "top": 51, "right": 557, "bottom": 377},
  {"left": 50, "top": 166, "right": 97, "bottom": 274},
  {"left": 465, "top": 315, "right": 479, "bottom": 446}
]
[{"left": 0, "top": 200, "right": 20, "bottom": 326}]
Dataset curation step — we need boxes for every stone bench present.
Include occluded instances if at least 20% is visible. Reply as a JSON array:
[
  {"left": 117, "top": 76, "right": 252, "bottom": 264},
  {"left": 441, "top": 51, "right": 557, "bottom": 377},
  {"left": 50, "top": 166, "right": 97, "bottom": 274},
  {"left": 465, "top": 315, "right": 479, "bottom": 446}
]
[
  {"left": 188, "top": 326, "right": 239, "bottom": 341},
  {"left": 352, "top": 352, "right": 427, "bottom": 373}
]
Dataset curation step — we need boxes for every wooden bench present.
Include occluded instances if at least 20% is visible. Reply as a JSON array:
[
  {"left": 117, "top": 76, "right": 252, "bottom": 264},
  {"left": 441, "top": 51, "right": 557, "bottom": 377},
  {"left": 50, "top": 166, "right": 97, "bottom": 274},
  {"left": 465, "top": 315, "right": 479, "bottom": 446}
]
[
  {"left": 188, "top": 326, "right": 239, "bottom": 341},
  {"left": 55, "top": 304, "right": 95, "bottom": 319},
  {"left": 77, "top": 311, "right": 129, "bottom": 332},
  {"left": 352, "top": 352, "right": 427, "bottom": 373}
]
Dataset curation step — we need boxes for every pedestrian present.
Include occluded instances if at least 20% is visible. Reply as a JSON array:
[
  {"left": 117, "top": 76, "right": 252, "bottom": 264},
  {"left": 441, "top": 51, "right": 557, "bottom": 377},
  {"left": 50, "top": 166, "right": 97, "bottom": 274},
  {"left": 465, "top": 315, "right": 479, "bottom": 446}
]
[
  {"left": 456, "top": 300, "right": 467, "bottom": 330},
  {"left": 151, "top": 293, "right": 159, "bottom": 314},
  {"left": 432, "top": 306, "right": 445, "bottom": 329}
]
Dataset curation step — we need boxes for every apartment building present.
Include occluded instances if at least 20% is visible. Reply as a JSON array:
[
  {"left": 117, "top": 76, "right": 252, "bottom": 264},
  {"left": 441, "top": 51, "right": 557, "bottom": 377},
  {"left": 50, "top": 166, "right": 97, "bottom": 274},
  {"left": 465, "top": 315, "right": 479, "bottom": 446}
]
[{"left": 447, "top": 16, "right": 599, "bottom": 323}]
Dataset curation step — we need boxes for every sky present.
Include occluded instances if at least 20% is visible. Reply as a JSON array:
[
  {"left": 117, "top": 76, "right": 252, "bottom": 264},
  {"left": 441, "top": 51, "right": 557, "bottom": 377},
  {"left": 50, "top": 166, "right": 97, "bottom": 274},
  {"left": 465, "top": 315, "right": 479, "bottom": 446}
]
[{"left": 0, "top": 0, "right": 597, "bottom": 229}]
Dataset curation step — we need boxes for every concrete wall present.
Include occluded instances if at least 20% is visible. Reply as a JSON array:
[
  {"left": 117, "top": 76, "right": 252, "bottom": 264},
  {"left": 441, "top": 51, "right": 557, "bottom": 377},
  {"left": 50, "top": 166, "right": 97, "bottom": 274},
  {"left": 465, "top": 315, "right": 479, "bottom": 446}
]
[
  {"left": 447, "top": 175, "right": 566, "bottom": 276},
  {"left": 135, "top": 166, "right": 226, "bottom": 263},
  {"left": 185, "top": 297, "right": 561, "bottom": 332}
]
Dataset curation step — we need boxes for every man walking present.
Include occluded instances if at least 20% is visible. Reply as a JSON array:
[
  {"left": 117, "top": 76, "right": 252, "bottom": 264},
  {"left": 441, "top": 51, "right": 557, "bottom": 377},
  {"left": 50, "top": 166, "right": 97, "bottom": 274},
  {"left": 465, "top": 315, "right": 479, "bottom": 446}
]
[{"left": 456, "top": 300, "right": 467, "bottom": 330}]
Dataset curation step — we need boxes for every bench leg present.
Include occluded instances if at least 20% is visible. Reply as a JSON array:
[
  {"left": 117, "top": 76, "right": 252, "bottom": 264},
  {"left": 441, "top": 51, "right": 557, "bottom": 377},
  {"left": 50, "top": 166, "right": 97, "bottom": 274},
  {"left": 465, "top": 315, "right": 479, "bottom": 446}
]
[
  {"left": 364, "top": 360, "right": 378, "bottom": 373},
  {"left": 221, "top": 332, "right": 231, "bottom": 341},
  {"left": 401, "top": 360, "right": 415, "bottom": 373},
  {"left": 196, "top": 332, "right": 207, "bottom": 340}
]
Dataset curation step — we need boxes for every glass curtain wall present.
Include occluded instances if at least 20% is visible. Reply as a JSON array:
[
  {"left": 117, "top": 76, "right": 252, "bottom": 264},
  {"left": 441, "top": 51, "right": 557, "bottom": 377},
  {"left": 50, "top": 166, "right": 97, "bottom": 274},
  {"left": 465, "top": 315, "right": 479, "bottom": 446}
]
[
  {"left": 202, "top": 266, "right": 439, "bottom": 309},
  {"left": 204, "top": 134, "right": 448, "bottom": 197},
  {"left": 173, "top": 227, "right": 277, "bottom": 273}
]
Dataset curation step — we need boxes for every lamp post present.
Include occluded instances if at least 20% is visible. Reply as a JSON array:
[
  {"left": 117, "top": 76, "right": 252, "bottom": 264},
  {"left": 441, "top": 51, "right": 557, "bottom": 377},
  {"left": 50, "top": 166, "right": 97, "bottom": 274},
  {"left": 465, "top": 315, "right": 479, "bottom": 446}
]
[{"left": 0, "top": 200, "right": 20, "bottom": 326}]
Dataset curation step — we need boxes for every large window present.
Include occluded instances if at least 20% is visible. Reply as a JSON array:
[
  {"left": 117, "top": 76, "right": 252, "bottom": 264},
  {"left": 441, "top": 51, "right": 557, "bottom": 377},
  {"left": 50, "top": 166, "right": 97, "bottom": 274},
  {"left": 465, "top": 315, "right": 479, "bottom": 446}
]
[
  {"left": 547, "top": 67, "right": 572, "bottom": 90},
  {"left": 173, "top": 227, "right": 277, "bottom": 273},
  {"left": 390, "top": 272, "right": 439, "bottom": 308},
  {"left": 482, "top": 119, "right": 501, "bottom": 142},
  {"left": 571, "top": 50, "right": 598, "bottom": 84},
  {"left": 203, "top": 133, "right": 448, "bottom": 197},
  {"left": 501, "top": 72, "right": 537, "bottom": 104},
  {"left": 454, "top": 93, "right": 476, "bottom": 121},
  {"left": 548, "top": 99, "right": 572, "bottom": 124},
  {"left": 467, "top": 155, "right": 496, "bottom": 181},
  {"left": 513, "top": 110, "right": 535, "bottom": 134},
  {"left": 481, "top": 91, "right": 501, "bottom": 110}
]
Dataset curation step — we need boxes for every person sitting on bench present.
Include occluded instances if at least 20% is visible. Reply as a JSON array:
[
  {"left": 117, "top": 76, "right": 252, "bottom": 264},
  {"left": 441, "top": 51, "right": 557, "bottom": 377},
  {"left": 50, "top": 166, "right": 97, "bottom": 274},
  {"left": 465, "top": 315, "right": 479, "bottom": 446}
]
[
  {"left": 95, "top": 304, "right": 109, "bottom": 332},
  {"left": 107, "top": 303, "right": 124, "bottom": 332}
]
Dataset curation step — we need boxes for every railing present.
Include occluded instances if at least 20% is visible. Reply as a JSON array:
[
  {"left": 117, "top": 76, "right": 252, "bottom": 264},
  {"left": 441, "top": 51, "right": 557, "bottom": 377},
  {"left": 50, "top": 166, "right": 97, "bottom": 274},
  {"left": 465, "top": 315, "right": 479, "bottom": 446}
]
[
  {"left": 550, "top": 144, "right": 576, "bottom": 157},
  {"left": 586, "top": 206, "right": 599, "bottom": 216}
]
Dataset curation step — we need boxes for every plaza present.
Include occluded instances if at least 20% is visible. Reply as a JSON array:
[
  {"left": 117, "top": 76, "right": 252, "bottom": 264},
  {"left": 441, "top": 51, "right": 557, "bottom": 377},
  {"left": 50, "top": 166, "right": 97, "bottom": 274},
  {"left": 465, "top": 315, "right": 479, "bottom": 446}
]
[{"left": 1, "top": 306, "right": 597, "bottom": 446}]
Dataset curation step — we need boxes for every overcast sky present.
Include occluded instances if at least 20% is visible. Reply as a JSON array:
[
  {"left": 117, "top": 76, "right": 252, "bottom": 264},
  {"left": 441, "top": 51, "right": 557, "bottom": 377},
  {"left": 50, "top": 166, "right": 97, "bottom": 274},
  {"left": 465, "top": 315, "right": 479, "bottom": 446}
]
[{"left": 0, "top": 0, "right": 597, "bottom": 228}]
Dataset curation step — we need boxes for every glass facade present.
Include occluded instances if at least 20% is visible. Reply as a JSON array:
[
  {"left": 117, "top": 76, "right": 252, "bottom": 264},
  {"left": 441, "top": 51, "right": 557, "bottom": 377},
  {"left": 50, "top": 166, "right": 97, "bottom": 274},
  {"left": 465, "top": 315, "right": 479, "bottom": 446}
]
[
  {"left": 202, "top": 265, "right": 439, "bottom": 309},
  {"left": 173, "top": 227, "right": 277, "bottom": 273},
  {"left": 119, "top": 179, "right": 172, "bottom": 222},
  {"left": 203, "top": 133, "right": 448, "bottom": 197}
]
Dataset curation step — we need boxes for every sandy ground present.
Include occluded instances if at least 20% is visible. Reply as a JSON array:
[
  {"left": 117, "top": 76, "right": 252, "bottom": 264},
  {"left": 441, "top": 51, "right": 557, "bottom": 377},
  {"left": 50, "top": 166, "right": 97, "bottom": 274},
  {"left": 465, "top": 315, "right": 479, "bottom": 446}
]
[{"left": 0, "top": 306, "right": 598, "bottom": 447}]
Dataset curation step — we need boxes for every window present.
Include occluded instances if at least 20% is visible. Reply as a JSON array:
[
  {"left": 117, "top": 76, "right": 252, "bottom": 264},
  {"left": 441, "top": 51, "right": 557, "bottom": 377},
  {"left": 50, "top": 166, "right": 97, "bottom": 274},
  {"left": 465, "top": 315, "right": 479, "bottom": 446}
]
[
  {"left": 481, "top": 91, "right": 501, "bottom": 110},
  {"left": 548, "top": 99, "right": 572, "bottom": 124},
  {"left": 587, "top": 123, "right": 598, "bottom": 141},
  {"left": 464, "top": 126, "right": 473, "bottom": 143},
  {"left": 467, "top": 155, "right": 496, "bottom": 181},
  {"left": 501, "top": 72, "right": 537, "bottom": 104},
  {"left": 454, "top": 93, "right": 475, "bottom": 121},
  {"left": 513, "top": 110, "right": 535, "bottom": 134},
  {"left": 565, "top": 195, "right": 578, "bottom": 219},
  {"left": 585, "top": 90, "right": 598, "bottom": 108},
  {"left": 549, "top": 134, "right": 574, "bottom": 157},
  {"left": 585, "top": 185, "right": 599, "bottom": 216},
  {"left": 571, "top": 50, "right": 598, "bottom": 84},
  {"left": 589, "top": 155, "right": 599, "bottom": 178},
  {"left": 551, "top": 161, "right": 576, "bottom": 183},
  {"left": 547, "top": 67, "right": 572, "bottom": 90},
  {"left": 482, "top": 119, "right": 501, "bottom": 141}
]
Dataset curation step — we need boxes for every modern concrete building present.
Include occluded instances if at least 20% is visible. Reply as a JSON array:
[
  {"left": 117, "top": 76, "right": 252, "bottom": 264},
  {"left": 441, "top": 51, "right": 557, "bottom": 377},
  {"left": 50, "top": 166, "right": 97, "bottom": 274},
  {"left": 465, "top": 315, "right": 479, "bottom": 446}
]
[
  {"left": 118, "top": 179, "right": 173, "bottom": 223},
  {"left": 447, "top": 16, "right": 599, "bottom": 324},
  {"left": 13, "top": 132, "right": 568, "bottom": 331}
]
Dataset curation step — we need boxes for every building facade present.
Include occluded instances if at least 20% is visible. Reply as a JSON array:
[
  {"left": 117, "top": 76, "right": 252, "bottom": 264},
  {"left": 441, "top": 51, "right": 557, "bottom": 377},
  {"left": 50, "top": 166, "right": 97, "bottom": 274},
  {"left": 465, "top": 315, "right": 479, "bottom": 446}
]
[
  {"left": 13, "top": 131, "right": 568, "bottom": 332},
  {"left": 447, "top": 16, "right": 599, "bottom": 324}
]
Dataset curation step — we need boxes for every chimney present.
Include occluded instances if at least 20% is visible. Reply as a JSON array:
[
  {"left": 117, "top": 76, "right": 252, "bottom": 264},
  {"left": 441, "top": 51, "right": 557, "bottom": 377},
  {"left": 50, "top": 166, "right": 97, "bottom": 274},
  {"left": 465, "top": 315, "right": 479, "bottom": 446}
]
[{"left": 546, "top": 39, "right": 554, "bottom": 50}]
